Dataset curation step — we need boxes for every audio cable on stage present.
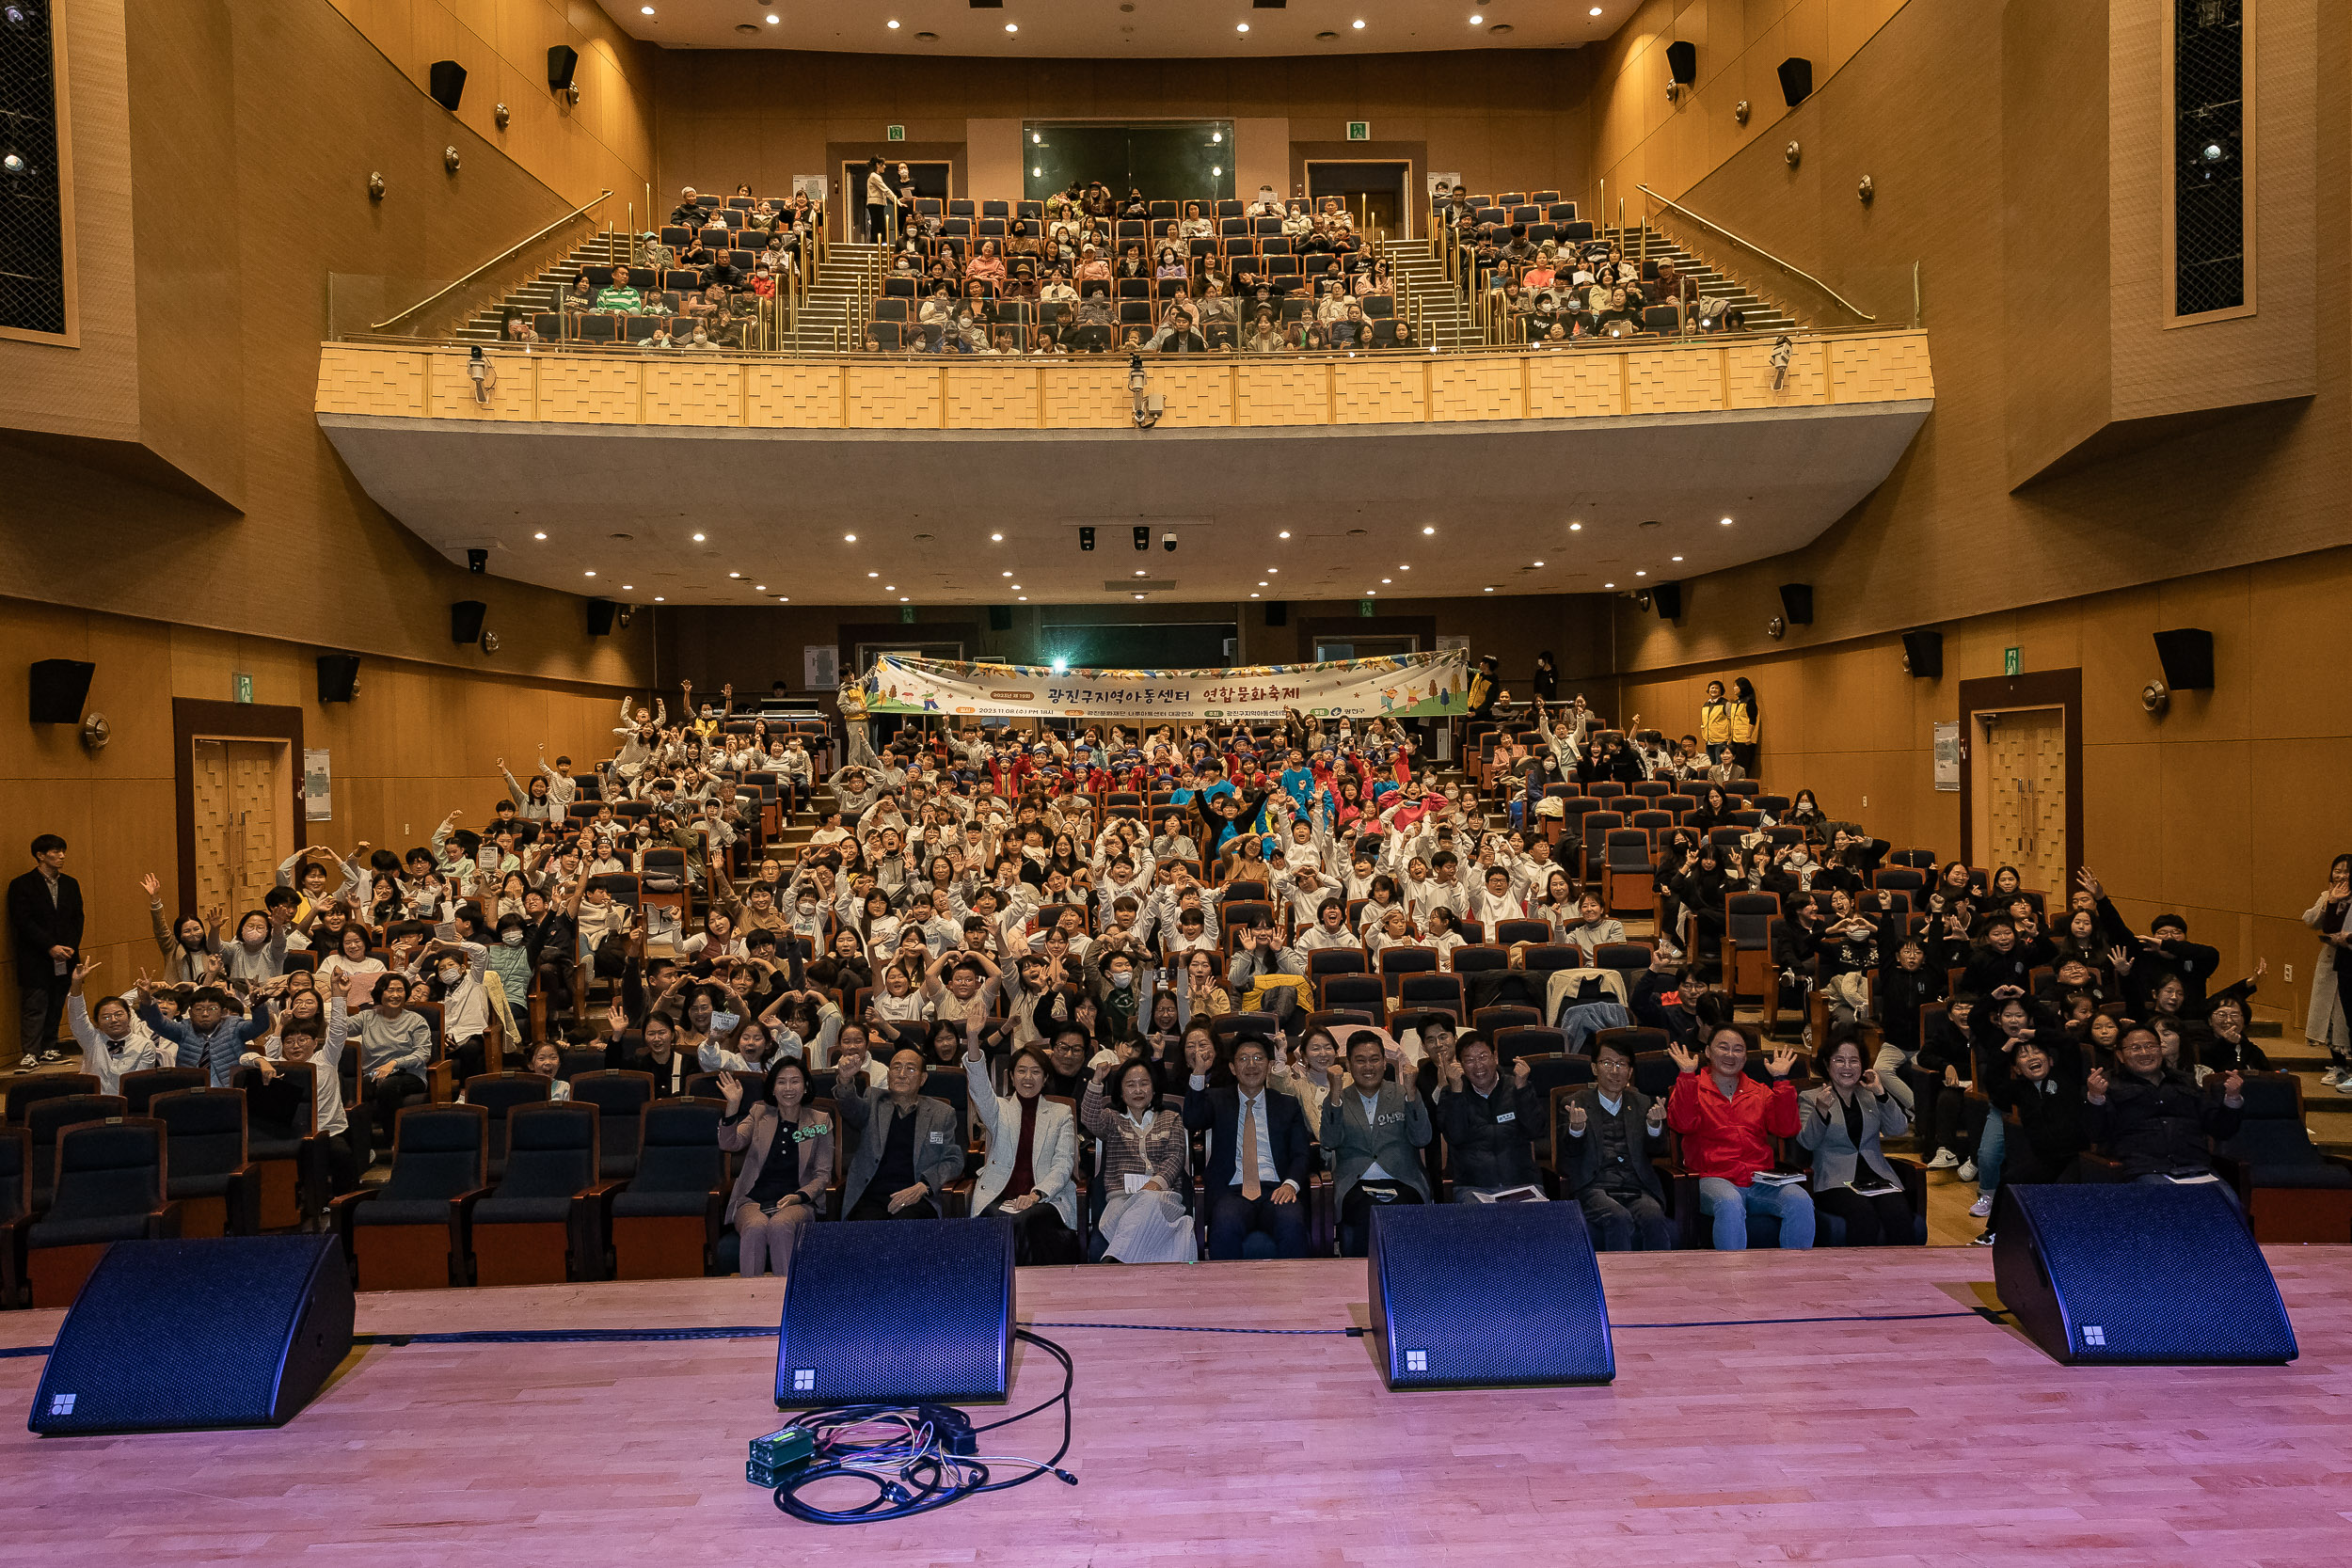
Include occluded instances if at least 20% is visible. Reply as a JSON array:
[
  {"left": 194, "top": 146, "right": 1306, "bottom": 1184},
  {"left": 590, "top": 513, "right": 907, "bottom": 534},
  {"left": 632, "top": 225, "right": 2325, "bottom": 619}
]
[{"left": 766, "top": 1328, "right": 1077, "bottom": 1526}]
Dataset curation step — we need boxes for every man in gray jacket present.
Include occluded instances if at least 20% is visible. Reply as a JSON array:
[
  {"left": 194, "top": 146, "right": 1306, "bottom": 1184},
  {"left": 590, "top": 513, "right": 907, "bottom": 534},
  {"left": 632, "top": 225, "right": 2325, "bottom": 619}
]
[
  {"left": 1321, "top": 1030, "right": 1433, "bottom": 1256},
  {"left": 833, "top": 1044, "right": 964, "bottom": 1220},
  {"left": 1561, "top": 1034, "right": 1676, "bottom": 1250}
]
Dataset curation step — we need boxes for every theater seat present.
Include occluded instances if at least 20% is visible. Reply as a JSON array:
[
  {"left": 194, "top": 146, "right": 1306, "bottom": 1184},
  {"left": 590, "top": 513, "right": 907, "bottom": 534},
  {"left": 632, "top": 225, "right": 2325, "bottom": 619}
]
[
  {"left": 464, "top": 1101, "right": 614, "bottom": 1287},
  {"left": 151, "top": 1086, "right": 260, "bottom": 1239},
  {"left": 21, "top": 1117, "right": 180, "bottom": 1308},
  {"left": 609, "top": 1100, "right": 726, "bottom": 1279},
  {"left": 2209, "top": 1075, "right": 2352, "bottom": 1243},
  {"left": 333, "top": 1104, "right": 489, "bottom": 1291}
]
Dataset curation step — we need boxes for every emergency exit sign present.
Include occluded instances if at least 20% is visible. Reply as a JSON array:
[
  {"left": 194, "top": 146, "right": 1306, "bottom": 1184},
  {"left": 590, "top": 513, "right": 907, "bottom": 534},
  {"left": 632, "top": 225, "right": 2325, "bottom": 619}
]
[
  {"left": 1347, "top": 121, "right": 1371, "bottom": 141},
  {"left": 231, "top": 672, "right": 253, "bottom": 704},
  {"left": 2003, "top": 646, "right": 2021, "bottom": 675},
  {"left": 886, "top": 124, "right": 906, "bottom": 141},
  {"left": 901, "top": 606, "right": 917, "bottom": 624},
  {"left": 1359, "top": 599, "right": 1375, "bottom": 618}
]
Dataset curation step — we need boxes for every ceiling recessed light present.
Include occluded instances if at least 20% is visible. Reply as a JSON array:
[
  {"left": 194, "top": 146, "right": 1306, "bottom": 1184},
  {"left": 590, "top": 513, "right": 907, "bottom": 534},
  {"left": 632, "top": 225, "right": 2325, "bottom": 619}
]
[
  {"left": 1211, "top": 166, "right": 1222, "bottom": 177},
  {"left": 1469, "top": 13, "right": 1482, "bottom": 24},
  {"left": 887, "top": 20, "right": 899, "bottom": 29},
  {"left": 1267, "top": 567, "right": 1278, "bottom": 574},
  {"left": 1213, "top": 131, "right": 1224, "bottom": 142},
  {"left": 1568, "top": 522, "right": 1582, "bottom": 531},
  {"left": 728, "top": 572, "right": 740, "bottom": 578},
  {"left": 1135, "top": 569, "right": 1146, "bottom": 577},
  {"left": 1721, "top": 516, "right": 1734, "bottom": 526},
  {"left": 867, "top": 571, "right": 878, "bottom": 578},
  {"left": 1134, "top": 593, "right": 1145, "bottom": 600},
  {"left": 1031, "top": 166, "right": 1042, "bottom": 177},
  {"left": 584, "top": 570, "right": 596, "bottom": 577},
  {"left": 990, "top": 531, "right": 1005, "bottom": 541},
  {"left": 1672, "top": 555, "right": 1683, "bottom": 562},
  {"left": 691, "top": 531, "right": 706, "bottom": 542},
  {"left": 1533, "top": 561, "right": 1545, "bottom": 567},
  {"left": 1004, "top": 21, "right": 1016, "bottom": 30},
  {"left": 640, "top": 5, "right": 652, "bottom": 13},
  {"left": 654, "top": 595, "right": 664, "bottom": 601},
  {"left": 1354, "top": 18, "right": 1366, "bottom": 27},
  {"left": 767, "top": 12, "right": 779, "bottom": 23},
  {"left": 1400, "top": 564, "right": 1411, "bottom": 571},
  {"left": 1249, "top": 593, "right": 1260, "bottom": 598},
  {"left": 532, "top": 531, "right": 547, "bottom": 540},
  {"left": 778, "top": 595, "right": 789, "bottom": 602},
  {"left": 1483, "top": 587, "right": 1494, "bottom": 593},
  {"left": 621, "top": 584, "right": 632, "bottom": 590},
  {"left": 900, "top": 596, "right": 910, "bottom": 602},
  {"left": 1422, "top": 525, "right": 1436, "bottom": 534},
  {"left": 1635, "top": 571, "right": 1647, "bottom": 578},
  {"left": 1604, "top": 581, "right": 1615, "bottom": 589},
  {"left": 843, "top": 532, "right": 857, "bottom": 542},
  {"left": 1381, "top": 578, "right": 1391, "bottom": 584},
  {"left": 1278, "top": 531, "right": 1291, "bottom": 539},
  {"left": 1236, "top": 22, "right": 1248, "bottom": 31},
  {"left": 1589, "top": 5, "right": 1602, "bottom": 12},
  {"left": 884, "top": 584, "right": 897, "bottom": 591},
  {"left": 755, "top": 585, "right": 766, "bottom": 591},
  {"left": 1002, "top": 570, "right": 1013, "bottom": 577},
  {"left": 1017, "top": 595, "right": 1027, "bottom": 601}
]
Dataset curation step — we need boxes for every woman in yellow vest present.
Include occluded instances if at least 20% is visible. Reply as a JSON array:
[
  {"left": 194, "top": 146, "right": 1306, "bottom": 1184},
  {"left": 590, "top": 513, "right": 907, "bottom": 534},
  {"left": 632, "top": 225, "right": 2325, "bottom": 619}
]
[
  {"left": 1698, "top": 681, "right": 1732, "bottom": 757},
  {"left": 1727, "top": 677, "right": 1761, "bottom": 774}
]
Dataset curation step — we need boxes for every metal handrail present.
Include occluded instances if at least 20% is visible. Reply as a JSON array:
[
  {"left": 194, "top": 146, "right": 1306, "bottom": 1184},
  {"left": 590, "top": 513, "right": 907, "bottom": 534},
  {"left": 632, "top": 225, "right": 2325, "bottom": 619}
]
[
  {"left": 370, "top": 189, "right": 612, "bottom": 330},
  {"left": 1636, "top": 184, "right": 1876, "bottom": 323}
]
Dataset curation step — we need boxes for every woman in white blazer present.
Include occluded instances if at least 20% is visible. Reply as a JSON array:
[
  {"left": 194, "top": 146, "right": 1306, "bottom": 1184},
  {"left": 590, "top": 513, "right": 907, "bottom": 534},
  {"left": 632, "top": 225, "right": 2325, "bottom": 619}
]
[{"left": 964, "top": 1042, "right": 1079, "bottom": 1264}]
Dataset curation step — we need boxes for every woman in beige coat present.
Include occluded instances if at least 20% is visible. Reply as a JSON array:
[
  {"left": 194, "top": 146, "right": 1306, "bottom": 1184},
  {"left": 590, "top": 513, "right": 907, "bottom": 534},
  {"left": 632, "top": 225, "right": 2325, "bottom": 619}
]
[{"left": 718, "top": 1059, "right": 834, "bottom": 1277}]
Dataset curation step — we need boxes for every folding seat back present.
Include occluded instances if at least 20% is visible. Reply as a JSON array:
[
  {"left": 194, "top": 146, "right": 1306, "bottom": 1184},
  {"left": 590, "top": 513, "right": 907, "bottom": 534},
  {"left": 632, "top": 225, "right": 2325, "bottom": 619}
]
[
  {"left": 118, "top": 1067, "right": 207, "bottom": 1115},
  {"left": 569, "top": 1070, "right": 656, "bottom": 1180},
  {"left": 151, "top": 1086, "right": 252, "bottom": 1237}
]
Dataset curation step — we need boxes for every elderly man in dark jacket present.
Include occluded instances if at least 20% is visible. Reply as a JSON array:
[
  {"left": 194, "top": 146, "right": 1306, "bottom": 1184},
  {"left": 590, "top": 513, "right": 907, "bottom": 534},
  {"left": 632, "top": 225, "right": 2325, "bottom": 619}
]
[
  {"left": 833, "top": 1043, "right": 964, "bottom": 1220},
  {"left": 1433, "top": 1032, "right": 1549, "bottom": 1199},
  {"left": 2083, "top": 1022, "right": 2244, "bottom": 1184},
  {"left": 1561, "top": 1035, "right": 1675, "bottom": 1250}
]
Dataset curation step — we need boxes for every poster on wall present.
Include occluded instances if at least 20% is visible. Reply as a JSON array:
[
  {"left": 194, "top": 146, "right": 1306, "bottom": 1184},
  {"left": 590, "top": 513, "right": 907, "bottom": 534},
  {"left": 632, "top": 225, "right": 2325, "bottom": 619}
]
[
  {"left": 803, "top": 644, "right": 839, "bottom": 693},
  {"left": 1427, "top": 171, "right": 1462, "bottom": 198},
  {"left": 861, "top": 648, "right": 1470, "bottom": 722},
  {"left": 793, "top": 174, "right": 828, "bottom": 207},
  {"left": 1932, "top": 721, "right": 1961, "bottom": 791},
  {"left": 303, "top": 748, "right": 333, "bottom": 821}
]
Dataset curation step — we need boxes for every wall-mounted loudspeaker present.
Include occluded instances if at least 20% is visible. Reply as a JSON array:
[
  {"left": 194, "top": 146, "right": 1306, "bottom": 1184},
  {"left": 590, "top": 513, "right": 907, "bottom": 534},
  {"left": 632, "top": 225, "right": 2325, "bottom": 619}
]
[
  {"left": 585, "top": 598, "right": 616, "bottom": 637},
  {"left": 428, "top": 60, "right": 467, "bottom": 113},
  {"left": 1665, "top": 40, "right": 1697, "bottom": 86},
  {"left": 29, "top": 659, "right": 95, "bottom": 725},
  {"left": 1777, "top": 55, "right": 1814, "bottom": 106},
  {"left": 1778, "top": 582, "right": 1815, "bottom": 626},
  {"left": 315, "top": 655, "right": 362, "bottom": 704},
  {"left": 1652, "top": 583, "right": 1683, "bottom": 620},
  {"left": 450, "top": 600, "right": 488, "bottom": 646},
  {"left": 2152, "top": 627, "right": 2215, "bottom": 691},
  {"left": 1264, "top": 599, "right": 1289, "bottom": 626},
  {"left": 1899, "top": 629, "right": 1944, "bottom": 678},
  {"left": 987, "top": 605, "right": 1013, "bottom": 632},
  {"left": 547, "top": 44, "right": 579, "bottom": 92}
]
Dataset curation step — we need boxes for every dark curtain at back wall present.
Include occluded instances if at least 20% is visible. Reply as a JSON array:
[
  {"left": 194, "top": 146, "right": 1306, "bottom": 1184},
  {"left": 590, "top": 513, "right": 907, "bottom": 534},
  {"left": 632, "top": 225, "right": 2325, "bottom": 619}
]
[{"left": 1025, "top": 122, "right": 1234, "bottom": 204}]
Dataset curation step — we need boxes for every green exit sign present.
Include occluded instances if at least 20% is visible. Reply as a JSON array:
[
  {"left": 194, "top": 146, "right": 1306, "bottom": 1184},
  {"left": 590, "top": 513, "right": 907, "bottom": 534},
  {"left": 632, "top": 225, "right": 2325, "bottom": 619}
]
[
  {"left": 886, "top": 124, "right": 906, "bottom": 142},
  {"left": 231, "top": 672, "right": 253, "bottom": 704},
  {"left": 2003, "top": 646, "right": 2020, "bottom": 676},
  {"left": 900, "top": 606, "right": 916, "bottom": 624},
  {"left": 1359, "top": 599, "right": 1375, "bottom": 618},
  {"left": 1347, "top": 120, "right": 1371, "bottom": 141}
]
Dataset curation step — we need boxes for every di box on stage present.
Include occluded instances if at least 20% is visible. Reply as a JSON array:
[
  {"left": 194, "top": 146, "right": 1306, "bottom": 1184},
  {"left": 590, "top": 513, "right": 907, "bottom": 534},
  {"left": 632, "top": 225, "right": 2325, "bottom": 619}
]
[
  {"left": 30, "top": 1235, "right": 355, "bottom": 1434},
  {"left": 1993, "top": 1182, "right": 2296, "bottom": 1366},
  {"left": 1368, "top": 1202, "right": 1614, "bottom": 1389},
  {"left": 776, "top": 1217, "right": 1014, "bottom": 1406}
]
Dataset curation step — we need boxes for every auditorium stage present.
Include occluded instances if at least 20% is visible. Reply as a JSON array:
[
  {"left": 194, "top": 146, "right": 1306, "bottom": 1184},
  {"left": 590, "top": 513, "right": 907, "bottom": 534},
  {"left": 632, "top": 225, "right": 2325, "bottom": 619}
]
[{"left": 6, "top": 1249, "right": 2351, "bottom": 1567}]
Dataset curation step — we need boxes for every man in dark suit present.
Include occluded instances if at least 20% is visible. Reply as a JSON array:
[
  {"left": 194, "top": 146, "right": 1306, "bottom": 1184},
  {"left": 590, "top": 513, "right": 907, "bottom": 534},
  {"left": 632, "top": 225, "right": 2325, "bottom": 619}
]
[
  {"left": 1183, "top": 1031, "right": 1311, "bottom": 1259},
  {"left": 8, "top": 833, "right": 84, "bottom": 1068},
  {"left": 1561, "top": 1034, "right": 1676, "bottom": 1250}
]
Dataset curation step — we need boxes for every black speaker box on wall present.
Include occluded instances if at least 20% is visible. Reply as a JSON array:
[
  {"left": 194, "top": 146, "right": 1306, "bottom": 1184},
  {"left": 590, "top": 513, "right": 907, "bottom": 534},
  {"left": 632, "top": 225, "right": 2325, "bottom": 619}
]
[
  {"left": 585, "top": 597, "right": 616, "bottom": 637},
  {"left": 547, "top": 43, "right": 579, "bottom": 92},
  {"left": 1368, "top": 1202, "right": 1613, "bottom": 1389},
  {"left": 1992, "top": 1183, "right": 2294, "bottom": 1366},
  {"left": 1665, "top": 40, "right": 1697, "bottom": 86},
  {"left": 1653, "top": 583, "right": 1683, "bottom": 620},
  {"left": 1900, "top": 629, "right": 1944, "bottom": 678},
  {"left": 28, "top": 658, "right": 94, "bottom": 724},
  {"left": 451, "top": 600, "right": 488, "bottom": 646},
  {"left": 428, "top": 59, "right": 467, "bottom": 113},
  {"left": 30, "top": 1235, "right": 355, "bottom": 1433},
  {"left": 776, "top": 1219, "right": 1012, "bottom": 1406},
  {"left": 315, "top": 654, "right": 361, "bottom": 704},
  {"left": 1777, "top": 55, "right": 1814, "bottom": 105},
  {"left": 2153, "top": 627, "right": 2215, "bottom": 690},
  {"left": 1778, "top": 582, "right": 1815, "bottom": 626},
  {"left": 1264, "top": 599, "right": 1289, "bottom": 626}
]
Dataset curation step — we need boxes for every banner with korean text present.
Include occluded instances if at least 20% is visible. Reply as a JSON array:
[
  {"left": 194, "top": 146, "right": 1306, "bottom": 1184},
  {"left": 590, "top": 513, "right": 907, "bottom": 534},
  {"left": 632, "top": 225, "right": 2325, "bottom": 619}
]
[{"left": 862, "top": 648, "right": 1470, "bottom": 722}]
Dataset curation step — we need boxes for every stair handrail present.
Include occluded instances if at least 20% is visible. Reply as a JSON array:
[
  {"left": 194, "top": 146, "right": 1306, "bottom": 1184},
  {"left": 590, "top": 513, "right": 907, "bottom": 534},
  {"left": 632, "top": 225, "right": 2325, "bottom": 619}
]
[
  {"left": 1635, "top": 185, "right": 1877, "bottom": 324},
  {"left": 370, "top": 190, "right": 613, "bottom": 331}
]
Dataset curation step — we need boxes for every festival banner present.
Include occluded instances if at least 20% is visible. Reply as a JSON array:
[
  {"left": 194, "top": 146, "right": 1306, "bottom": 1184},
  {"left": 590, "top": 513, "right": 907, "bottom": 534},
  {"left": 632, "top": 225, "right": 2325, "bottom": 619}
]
[{"left": 862, "top": 648, "right": 1470, "bottom": 723}]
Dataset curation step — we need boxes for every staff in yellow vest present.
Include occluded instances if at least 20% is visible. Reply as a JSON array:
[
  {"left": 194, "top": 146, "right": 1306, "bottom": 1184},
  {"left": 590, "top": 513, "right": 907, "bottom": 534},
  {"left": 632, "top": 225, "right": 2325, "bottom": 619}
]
[
  {"left": 1698, "top": 680, "right": 1732, "bottom": 755},
  {"left": 1727, "top": 676, "right": 1761, "bottom": 774}
]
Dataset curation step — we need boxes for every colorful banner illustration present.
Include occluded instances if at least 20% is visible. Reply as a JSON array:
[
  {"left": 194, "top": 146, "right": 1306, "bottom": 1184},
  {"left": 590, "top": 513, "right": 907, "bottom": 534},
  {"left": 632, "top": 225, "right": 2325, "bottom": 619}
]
[{"left": 862, "top": 648, "right": 1470, "bottom": 722}]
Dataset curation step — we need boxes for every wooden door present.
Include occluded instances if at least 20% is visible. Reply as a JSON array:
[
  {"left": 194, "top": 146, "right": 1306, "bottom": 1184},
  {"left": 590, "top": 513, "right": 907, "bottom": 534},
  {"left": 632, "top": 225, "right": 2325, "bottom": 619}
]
[
  {"left": 192, "top": 739, "right": 289, "bottom": 917},
  {"left": 1976, "top": 707, "right": 2068, "bottom": 896}
]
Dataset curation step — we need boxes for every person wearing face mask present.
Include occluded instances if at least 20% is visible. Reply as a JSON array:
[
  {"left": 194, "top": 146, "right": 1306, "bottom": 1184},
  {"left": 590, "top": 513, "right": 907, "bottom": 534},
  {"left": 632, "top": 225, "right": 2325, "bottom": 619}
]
[
  {"left": 409, "top": 936, "right": 491, "bottom": 1084},
  {"left": 65, "top": 959, "right": 166, "bottom": 1094}
]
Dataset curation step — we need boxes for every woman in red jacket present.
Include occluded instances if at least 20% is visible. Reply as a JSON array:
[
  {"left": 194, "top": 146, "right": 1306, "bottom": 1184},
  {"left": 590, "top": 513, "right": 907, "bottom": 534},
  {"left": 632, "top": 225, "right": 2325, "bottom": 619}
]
[{"left": 1666, "top": 1022, "right": 1815, "bottom": 1248}]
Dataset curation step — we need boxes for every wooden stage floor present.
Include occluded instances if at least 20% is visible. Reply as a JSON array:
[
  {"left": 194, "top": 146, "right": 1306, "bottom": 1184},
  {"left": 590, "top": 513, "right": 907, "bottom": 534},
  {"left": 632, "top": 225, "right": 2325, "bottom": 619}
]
[{"left": 6, "top": 1248, "right": 2351, "bottom": 1567}]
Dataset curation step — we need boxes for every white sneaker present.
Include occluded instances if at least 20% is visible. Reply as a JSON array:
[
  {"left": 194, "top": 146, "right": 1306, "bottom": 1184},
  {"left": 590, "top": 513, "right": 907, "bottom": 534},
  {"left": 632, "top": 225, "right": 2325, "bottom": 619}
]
[
  {"left": 1967, "top": 1194, "right": 1994, "bottom": 1219},
  {"left": 1924, "top": 1148, "right": 1959, "bottom": 1170},
  {"left": 2323, "top": 1066, "right": 2348, "bottom": 1087},
  {"left": 1956, "top": 1159, "right": 1977, "bottom": 1183},
  {"left": 2335, "top": 1075, "right": 2352, "bottom": 1096}
]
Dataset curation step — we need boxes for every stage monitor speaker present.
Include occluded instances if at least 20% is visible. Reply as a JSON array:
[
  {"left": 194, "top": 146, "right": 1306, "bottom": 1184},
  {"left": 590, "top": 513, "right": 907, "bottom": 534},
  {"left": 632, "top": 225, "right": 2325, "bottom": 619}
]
[
  {"left": 776, "top": 1218, "right": 1012, "bottom": 1406},
  {"left": 1653, "top": 582, "right": 1683, "bottom": 620},
  {"left": 428, "top": 60, "right": 467, "bottom": 113},
  {"left": 315, "top": 654, "right": 361, "bottom": 704},
  {"left": 2153, "top": 627, "right": 2215, "bottom": 691},
  {"left": 1900, "top": 629, "right": 1944, "bottom": 678},
  {"left": 988, "top": 605, "right": 1013, "bottom": 632},
  {"left": 1992, "top": 1183, "right": 2295, "bottom": 1366},
  {"left": 1777, "top": 55, "right": 1814, "bottom": 106},
  {"left": 585, "top": 597, "right": 616, "bottom": 637},
  {"left": 547, "top": 44, "right": 579, "bottom": 92},
  {"left": 28, "top": 658, "right": 95, "bottom": 724},
  {"left": 1264, "top": 599, "right": 1288, "bottom": 626},
  {"left": 1367, "top": 1202, "right": 1613, "bottom": 1389},
  {"left": 30, "top": 1235, "right": 354, "bottom": 1433},
  {"left": 1665, "top": 40, "right": 1697, "bottom": 86},
  {"left": 1778, "top": 582, "right": 1815, "bottom": 626},
  {"left": 451, "top": 600, "right": 488, "bottom": 646}
]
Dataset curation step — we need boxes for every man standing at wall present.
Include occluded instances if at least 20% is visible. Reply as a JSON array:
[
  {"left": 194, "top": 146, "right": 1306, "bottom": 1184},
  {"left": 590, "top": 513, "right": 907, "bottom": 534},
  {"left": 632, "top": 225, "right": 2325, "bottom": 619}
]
[{"left": 8, "top": 834, "right": 84, "bottom": 1069}]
